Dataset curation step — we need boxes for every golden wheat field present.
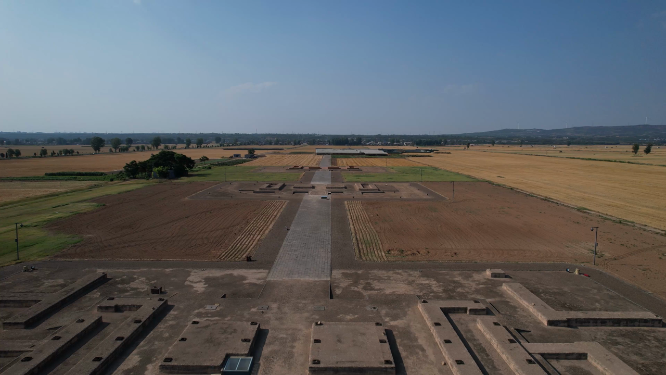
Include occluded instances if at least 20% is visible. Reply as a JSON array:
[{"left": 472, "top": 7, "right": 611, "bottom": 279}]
[
  {"left": 244, "top": 154, "right": 322, "bottom": 166},
  {"left": 0, "top": 148, "right": 246, "bottom": 177},
  {"left": 0, "top": 181, "right": 102, "bottom": 204},
  {"left": 333, "top": 157, "right": 423, "bottom": 167},
  {"left": 412, "top": 151, "right": 666, "bottom": 230},
  {"left": 473, "top": 144, "right": 666, "bottom": 165}
]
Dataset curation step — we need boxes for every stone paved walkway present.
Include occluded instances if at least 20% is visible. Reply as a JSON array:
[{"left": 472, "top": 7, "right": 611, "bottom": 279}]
[
  {"left": 267, "top": 195, "right": 331, "bottom": 280},
  {"left": 311, "top": 155, "right": 332, "bottom": 184}
]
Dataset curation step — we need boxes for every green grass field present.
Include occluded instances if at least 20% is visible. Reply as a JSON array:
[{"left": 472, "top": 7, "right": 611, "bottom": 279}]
[
  {"left": 186, "top": 165, "right": 302, "bottom": 182},
  {"left": 0, "top": 181, "right": 151, "bottom": 266},
  {"left": 342, "top": 166, "right": 476, "bottom": 182}
]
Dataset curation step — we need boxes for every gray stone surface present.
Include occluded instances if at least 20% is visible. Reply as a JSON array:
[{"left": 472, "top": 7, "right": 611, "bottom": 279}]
[
  {"left": 319, "top": 155, "right": 331, "bottom": 168},
  {"left": 311, "top": 170, "right": 331, "bottom": 185},
  {"left": 268, "top": 195, "right": 331, "bottom": 280}
]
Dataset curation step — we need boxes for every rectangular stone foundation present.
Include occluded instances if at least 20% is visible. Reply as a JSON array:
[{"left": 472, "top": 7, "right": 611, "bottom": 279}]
[
  {"left": 2, "top": 273, "right": 107, "bottom": 329},
  {"left": 160, "top": 320, "right": 259, "bottom": 374},
  {"left": 65, "top": 298, "right": 167, "bottom": 374},
  {"left": 7, "top": 316, "right": 102, "bottom": 375},
  {"left": 308, "top": 322, "right": 395, "bottom": 374},
  {"left": 502, "top": 283, "right": 663, "bottom": 327}
]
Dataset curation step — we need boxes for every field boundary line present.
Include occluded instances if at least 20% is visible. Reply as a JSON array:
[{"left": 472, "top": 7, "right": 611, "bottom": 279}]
[
  {"left": 217, "top": 200, "right": 288, "bottom": 261},
  {"left": 345, "top": 201, "right": 386, "bottom": 261}
]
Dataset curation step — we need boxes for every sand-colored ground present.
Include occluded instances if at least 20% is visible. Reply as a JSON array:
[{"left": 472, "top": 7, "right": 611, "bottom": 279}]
[
  {"left": 0, "top": 148, "right": 250, "bottom": 177},
  {"left": 473, "top": 144, "right": 666, "bottom": 165},
  {"left": 359, "top": 182, "right": 666, "bottom": 298},
  {"left": 411, "top": 151, "right": 666, "bottom": 230},
  {"left": 333, "top": 157, "right": 422, "bottom": 167},
  {"left": 244, "top": 154, "right": 322, "bottom": 166},
  {"left": 0, "top": 181, "right": 102, "bottom": 204},
  {"left": 51, "top": 182, "right": 276, "bottom": 260}
]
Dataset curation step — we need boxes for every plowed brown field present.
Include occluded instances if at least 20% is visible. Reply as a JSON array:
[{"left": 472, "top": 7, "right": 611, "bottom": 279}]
[
  {"left": 357, "top": 182, "right": 666, "bottom": 298},
  {"left": 333, "top": 157, "right": 422, "bottom": 167},
  {"left": 244, "top": 154, "right": 322, "bottom": 166},
  {"left": 345, "top": 201, "right": 386, "bottom": 261},
  {"left": 219, "top": 200, "right": 287, "bottom": 261},
  {"left": 50, "top": 182, "right": 278, "bottom": 260}
]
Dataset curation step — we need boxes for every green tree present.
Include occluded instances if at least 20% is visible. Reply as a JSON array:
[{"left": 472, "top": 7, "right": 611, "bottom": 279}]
[
  {"left": 6, "top": 149, "right": 14, "bottom": 158},
  {"left": 196, "top": 138, "right": 204, "bottom": 148},
  {"left": 110, "top": 137, "right": 122, "bottom": 151},
  {"left": 567, "top": 140, "right": 572, "bottom": 146},
  {"left": 632, "top": 143, "right": 639, "bottom": 155},
  {"left": 491, "top": 139, "right": 495, "bottom": 146},
  {"left": 215, "top": 136, "right": 222, "bottom": 144},
  {"left": 123, "top": 150, "right": 195, "bottom": 179},
  {"left": 125, "top": 137, "right": 133, "bottom": 147},
  {"left": 151, "top": 136, "right": 162, "bottom": 150},
  {"left": 247, "top": 149, "right": 256, "bottom": 155},
  {"left": 185, "top": 138, "right": 192, "bottom": 148},
  {"left": 13, "top": 149, "right": 21, "bottom": 157},
  {"left": 91, "top": 136, "right": 105, "bottom": 152},
  {"left": 40, "top": 148, "right": 48, "bottom": 157},
  {"left": 644, "top": 143, "right": 653, "bottom": 155},
  {"left": 140, "top": 145, "right": 146, "bottom": 151},
  {"left": 200, "top": 156, "right": 209, "bottom": 162},
  {"left": 123, "top": 160, "right": 140, "bottom": 178}
]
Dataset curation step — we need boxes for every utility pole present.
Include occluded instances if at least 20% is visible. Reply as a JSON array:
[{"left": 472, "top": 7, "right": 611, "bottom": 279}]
[
  {"left": 591, "top": 227, "right": 599, "bottom": 265},
  {"left": 15, "top": 223, "right": 23, "bottom": 260}
]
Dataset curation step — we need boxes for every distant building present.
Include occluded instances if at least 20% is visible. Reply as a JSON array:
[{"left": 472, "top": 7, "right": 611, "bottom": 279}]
[{"left": 315, "top": 149, "right": 388, "bottom": 156}]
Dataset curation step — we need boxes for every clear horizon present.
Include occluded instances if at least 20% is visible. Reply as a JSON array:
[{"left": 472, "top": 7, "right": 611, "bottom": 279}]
[{"left": 1, "top": 1, "right": 665, "bottom": 134}]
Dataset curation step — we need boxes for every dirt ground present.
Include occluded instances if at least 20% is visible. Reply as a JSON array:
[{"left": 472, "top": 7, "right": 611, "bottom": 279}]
[
  {"left": 412, "top": 150, "right": 666, "bottom": 230},
  {"left": 358, "top": 181, "right": 666, "bottom": 298},
  {"left": 474, "top": 144, "right": 666, "bottom": 165},
  {"left": 50, "top": 182, "right": 279, "bottom": 260}
]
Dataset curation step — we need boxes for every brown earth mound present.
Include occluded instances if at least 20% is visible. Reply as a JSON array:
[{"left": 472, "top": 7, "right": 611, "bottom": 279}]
[{"left": 50, "top": 182, "right": 278, "bottom": 260}]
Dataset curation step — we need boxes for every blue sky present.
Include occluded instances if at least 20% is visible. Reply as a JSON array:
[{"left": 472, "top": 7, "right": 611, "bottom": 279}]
[{"left": 1, "top": 1, "right": 665, "bottom": 134}]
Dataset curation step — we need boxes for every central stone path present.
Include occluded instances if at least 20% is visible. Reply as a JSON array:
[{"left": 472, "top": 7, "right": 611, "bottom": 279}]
[
  {"left": 311, "top": 155, "right": 331, "bottom": 184},
  {"left": 267, "top": 194, "right": 331, "bottom": 280}
]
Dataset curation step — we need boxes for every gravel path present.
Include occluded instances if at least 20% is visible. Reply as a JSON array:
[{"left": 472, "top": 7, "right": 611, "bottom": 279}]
[{"left": 267, "top": 195, "right": 331, "bottom": 280}]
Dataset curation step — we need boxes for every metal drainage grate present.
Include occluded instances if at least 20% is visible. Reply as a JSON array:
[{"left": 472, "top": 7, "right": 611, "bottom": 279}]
[
  {"left": 223, "top": 356, "right": 253, "bottom": 373},
  {"left": 313, "top": 306, "right": 325, "bottom": 311},
  {"left": 257, "top": 305, "right": 269, "bottom": 311},
  {"left": 205, "top": 305, "right": 218, "bottom": 310}
]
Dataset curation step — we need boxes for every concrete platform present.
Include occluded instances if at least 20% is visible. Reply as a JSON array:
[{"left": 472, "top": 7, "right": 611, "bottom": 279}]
[
  {"left": 159, "top": 320, "right": 260, "bottom": 374},
  {"left": 308, "top": 322, "right": 395, "bottom": 374},
  {"left": 6, "top": 316, "right": 102, "bottom": 375},
  {"left": 476, "top": 318, "right": 546, "bottom": 375},
  {"left": 419, "top": 301, "right": 485, "bottom": 375},
  {"left": 503, "top": 283, "right": 663, "bottom": 327},
  {"left": 2, "top": 273, "right": 107, "bottom": 329},
  {"left": 65, "top": 298, "right": 167, "bottom": 374},
  {"left": 524, "top": 342, "right": 640, "bottom": 375}
]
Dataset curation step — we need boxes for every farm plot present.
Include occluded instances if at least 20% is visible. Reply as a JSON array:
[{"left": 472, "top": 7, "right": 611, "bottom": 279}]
[
  {"left": 333, "top": 157, "right": 422, "bottom": 167},
  {"left": 244, "top": 154, "right": 322, "bottom": 166},
  {"left": 353, "top": 181, "right": 666, "bottom": 298},
  {"left": 50, "top": 182, "right": 276, "bottom": 260},
  {"left": 345, "top": 201, "right": 386, "bottom": 261},
  {"left": 412, "top": 151, "right": 666, "bottom": 230},
  {"left": 218, "top": 200, "right": 287, "bottom": 260},
  {"left": 0, "top": 148, "right": 244, "bottom": 177},
  {"left": 0, "top": 181, "right": 101, "bottom": 204}
]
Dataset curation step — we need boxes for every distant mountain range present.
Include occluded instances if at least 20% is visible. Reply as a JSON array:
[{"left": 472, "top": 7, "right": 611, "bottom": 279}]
[{"left": 457, "top": 125, "right": 666, "bottom": 140}]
